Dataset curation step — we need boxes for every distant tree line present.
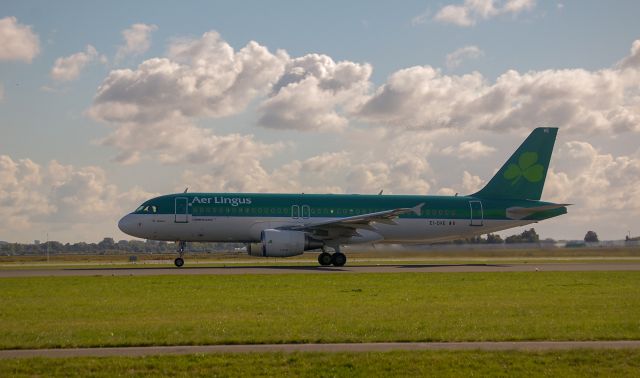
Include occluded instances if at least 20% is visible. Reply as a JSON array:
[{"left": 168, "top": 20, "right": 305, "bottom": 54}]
[
  {"left": 444, "top": 228, "right": 549, "bottom": 245},
  {"left": 0, "top": 238, "right": 244, "bottom": 255},
  {"left": 1, "top": 228, "right": 617, "bottom": 255}
]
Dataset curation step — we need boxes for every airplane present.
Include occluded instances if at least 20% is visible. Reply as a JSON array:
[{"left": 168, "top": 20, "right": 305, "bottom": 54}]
[{"left": 118, "top": 127, "right": 568, "bottom": 267}]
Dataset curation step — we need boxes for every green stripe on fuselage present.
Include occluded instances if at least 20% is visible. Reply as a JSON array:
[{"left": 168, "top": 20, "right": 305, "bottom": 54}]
[{"left": 134, "top": 193, "right": 565, "bottom": 222}]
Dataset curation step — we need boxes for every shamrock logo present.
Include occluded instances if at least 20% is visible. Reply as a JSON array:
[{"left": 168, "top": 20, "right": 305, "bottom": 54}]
[{"left": 503, "top": 152, "right": 544, "bottom": 185}]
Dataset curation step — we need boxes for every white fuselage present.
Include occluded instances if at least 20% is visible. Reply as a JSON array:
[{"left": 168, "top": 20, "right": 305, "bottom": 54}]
[{"left": 118, "top": 213, "right": 533, "bottom": 245}]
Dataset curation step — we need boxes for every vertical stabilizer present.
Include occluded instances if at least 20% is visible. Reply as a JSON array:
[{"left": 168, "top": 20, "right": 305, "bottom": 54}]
[{"left": 472, "top": 127, "right": 558, "bottom": 200}]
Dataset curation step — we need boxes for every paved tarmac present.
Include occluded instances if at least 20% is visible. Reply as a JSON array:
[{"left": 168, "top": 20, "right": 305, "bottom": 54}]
[
  {"left": 2, "top": 341, "right": 640, "bottom": 359},
  {"left": 1, "top": 262, "right": 640, "bottom": 277}
]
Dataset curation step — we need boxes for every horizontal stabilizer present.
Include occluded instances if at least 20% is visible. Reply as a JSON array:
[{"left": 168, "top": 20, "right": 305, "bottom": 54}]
[{"left": 506, "top": 204, "right": 570, "bottom": 220}]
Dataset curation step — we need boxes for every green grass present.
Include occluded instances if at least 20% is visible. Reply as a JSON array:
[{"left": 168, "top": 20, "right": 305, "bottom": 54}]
[
  {"left": 1, "top": 272, "right": 639, "bottom": 349},
  {"left": 2, "top": 350, "right": 640, "bottom": 377}
]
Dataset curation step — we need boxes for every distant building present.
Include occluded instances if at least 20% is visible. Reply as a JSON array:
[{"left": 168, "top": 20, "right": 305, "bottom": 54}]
[{"left": 34, "top": 240, "right": 40, "bottom": 245}]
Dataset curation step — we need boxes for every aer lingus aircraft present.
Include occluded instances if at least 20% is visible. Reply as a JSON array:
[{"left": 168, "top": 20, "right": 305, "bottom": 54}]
[{"left": 118, "top": 127, "right": 568, "bottom": 267}]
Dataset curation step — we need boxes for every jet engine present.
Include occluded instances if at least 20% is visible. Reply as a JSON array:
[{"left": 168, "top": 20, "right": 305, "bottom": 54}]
[{"left": 247, "top": 229, "right": 324, "bottom": 257}]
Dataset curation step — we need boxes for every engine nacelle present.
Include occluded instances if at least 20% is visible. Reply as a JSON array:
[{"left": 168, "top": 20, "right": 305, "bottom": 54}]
[{"left": 247, "top": 229, "right": 324, "bottom": 257}]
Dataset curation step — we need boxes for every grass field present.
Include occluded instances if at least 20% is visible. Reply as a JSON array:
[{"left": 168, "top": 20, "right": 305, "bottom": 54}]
[
  {"left": 1, "top": 246, "right": 639, "bottom": 270},
  {"left": 1, "top": 350, "right": 640, "bottom": 377},
  {"left": 1, "top": 272, "right": 639, "bottom": 349}
]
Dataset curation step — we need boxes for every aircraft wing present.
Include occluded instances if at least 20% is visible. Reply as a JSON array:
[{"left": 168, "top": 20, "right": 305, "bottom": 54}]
[{"left": 281, "top": 203, "right": 424, "bottom": 237}]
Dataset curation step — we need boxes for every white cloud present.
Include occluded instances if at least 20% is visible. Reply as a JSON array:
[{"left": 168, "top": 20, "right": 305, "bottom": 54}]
[
  {"left": 546, "top": 142, "right": 640, "bottom": 210},
  {"left": 179, "top": 127, "right": 436, "bottom": 196},
  {"left": 446, "top": 45, "right": 484, "bottom": 69},
  {"left": 92, "top": 32, "right": 640, "bottom": 169},
  {"left": 0, "top": 16, "right": 40, "bottom": 62},
  {"left": 343, "top": 129, "right": 435, "bottom": 194},
  {"left": 89, "top": 31, "right": 288, "bottom": 165},
  {"left": 50, "top": 45, "right": 99, "bottom": 81},
  {"left": 435, "top": 4, "right": 474, "bottom": 27},
  {"left": 617, "top": 39, "right": 640, "bottom": 71},
  {"left": 258, "top": 54, "right": 372, "bottom": 131},
  {"left": 442, "top": 140, "right": 496, "bottom": 158},
  {"left": 183, "top": 151, "right": 350, "bottom": 194},
  {"left": 91, "top": 32, "right": 287, "bottom": 124},
  {"left": 357, "top": 39, "right": 640, "bottom": 134},
  {"left": 437, "top": 170, "right": 485, "bottom": 195},
  {"left": 542, "top": 141, "right": 640, "bottom": 237},
  {"left": 0, "top": 155, "right": 153, "bottom": 237},
  {"left": 357, "top": 66, "right": 486, "bottom": 129},
  {"left": 434, "top": 0, "right": 536, "bottom": 27},
  {"left": 461, "top": 171, "right": 485, "bottom": 193},
  {"left": 94, "top": 112, "right": 283, "bottom": 166},
  {"left": 115, "top": 23, "right": 158, "bottom": 62}
]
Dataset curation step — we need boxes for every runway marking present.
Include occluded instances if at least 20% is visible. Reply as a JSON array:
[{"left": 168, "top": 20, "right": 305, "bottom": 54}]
[
  {"left": 2, "top": 341, "right": 640, "bottom": 359},
  {"left": 1, "top": 263, "right": 640, "bottom": 277}
]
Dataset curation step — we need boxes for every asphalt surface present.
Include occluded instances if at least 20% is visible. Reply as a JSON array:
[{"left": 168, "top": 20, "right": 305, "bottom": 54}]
[
  {"left": 1, "top": 262, "right": 640, "bottom": 277},
  {"left": 2, "top": 341, "right": 640, "bottom": 359}
]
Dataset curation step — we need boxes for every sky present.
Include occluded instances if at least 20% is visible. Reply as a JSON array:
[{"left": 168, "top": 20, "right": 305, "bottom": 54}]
[{"left": 1, "top": 0, "right": 640, "bottom": 243}]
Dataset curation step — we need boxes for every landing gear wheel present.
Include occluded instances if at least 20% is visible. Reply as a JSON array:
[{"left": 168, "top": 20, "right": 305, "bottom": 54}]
[
  {"left": 174, "top": 257, "right": 184, "bottom": 267},
  {"left": 331, "top": 252, "right": 347, "bottom": 267},
  {"left": 318, "top": 252, "right": 332, "bottom": 266}
]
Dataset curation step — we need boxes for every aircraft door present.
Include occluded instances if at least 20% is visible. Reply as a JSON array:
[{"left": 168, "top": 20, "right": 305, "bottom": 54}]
[
  {"left": 291, "top": 205, "right": 300, "bottom": 219},
  {"left": 175, "top": 197, "right": 189, "bottom": 223},
  {"left": 469, "top": 200, "right": 483, "bottom": 226},
  {"left": 301, "top": 205, "right": 310, "bottom": 219}
]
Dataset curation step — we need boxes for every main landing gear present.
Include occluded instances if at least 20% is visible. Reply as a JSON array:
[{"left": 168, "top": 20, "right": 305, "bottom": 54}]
[
  {"left": 174, "top": 241, "right": 186, "bottom": 267},
  {"left": 317, "top": 246, "right": 347, "bottom": 267}
]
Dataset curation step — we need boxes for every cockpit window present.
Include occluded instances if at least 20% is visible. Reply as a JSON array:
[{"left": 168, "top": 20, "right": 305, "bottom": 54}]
[{"left": 136, "top": 205, "right": 158, "bottom": 214}]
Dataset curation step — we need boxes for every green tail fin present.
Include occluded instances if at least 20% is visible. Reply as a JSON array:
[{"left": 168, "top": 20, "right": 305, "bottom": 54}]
[{"left": 472, "top": 127, "right": 558, "bottom": 200}]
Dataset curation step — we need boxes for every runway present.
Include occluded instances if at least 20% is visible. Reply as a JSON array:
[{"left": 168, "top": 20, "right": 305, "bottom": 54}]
[
  {"left": 2, "top": 341, "right": 640, "bottom": 359},
  {"left": 1, "top": 262, "right": 640, "bottom": 277}
]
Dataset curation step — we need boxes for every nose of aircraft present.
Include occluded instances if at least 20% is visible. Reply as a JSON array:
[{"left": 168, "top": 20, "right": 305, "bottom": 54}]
[{"left": 118, "top": 214, "right": 135, "bottom": 236}]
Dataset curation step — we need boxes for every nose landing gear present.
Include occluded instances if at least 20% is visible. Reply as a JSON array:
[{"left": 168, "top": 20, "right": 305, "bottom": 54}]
[{"left": 174, "top": 241, "right": 186, "bottom": 267}]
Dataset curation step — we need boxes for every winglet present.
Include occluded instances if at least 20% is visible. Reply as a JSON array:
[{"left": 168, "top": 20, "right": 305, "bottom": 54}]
[{"left": 412, "top": 203, "right": 425, "bottom": 216}]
